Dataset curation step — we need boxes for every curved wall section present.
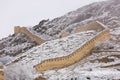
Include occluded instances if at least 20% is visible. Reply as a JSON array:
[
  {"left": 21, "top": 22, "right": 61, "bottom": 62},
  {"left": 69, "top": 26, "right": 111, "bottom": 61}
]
[
  {"left": 35, "top": 22, "right": 110, "bottom": 72},
  {"left": 75, "top": 21, "right": 105, "bottom": 33}
]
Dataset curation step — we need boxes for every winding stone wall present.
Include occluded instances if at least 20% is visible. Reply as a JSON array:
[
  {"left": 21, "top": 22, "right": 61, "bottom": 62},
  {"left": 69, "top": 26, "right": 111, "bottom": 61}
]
[
  {"left": 75, "top": 21, "right": 105, "bottom": 33},
  {"left": 14, "top": 26, "right": 46, "bottom": 45},
  {"left": 35, "top": 22, "right": 110, "bottom": 72}
]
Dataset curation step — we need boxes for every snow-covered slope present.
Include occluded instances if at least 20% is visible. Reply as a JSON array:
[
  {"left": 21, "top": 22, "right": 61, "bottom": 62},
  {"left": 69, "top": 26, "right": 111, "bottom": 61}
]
[
  {"left": 5, "top": 28, "right": 120, "bottom": 80},
  {"left": 30, "top": 0, "right": 120, "bottom": 40},
  {"left": 0, "top": 0, "right": 120, "bottom": 80},
  {"left": 5, "top": 30, "right": 97, "bottom": 80}
]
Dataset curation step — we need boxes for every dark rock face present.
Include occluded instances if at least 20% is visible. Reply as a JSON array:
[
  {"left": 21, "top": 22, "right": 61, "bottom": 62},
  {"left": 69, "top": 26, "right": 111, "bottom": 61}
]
[
  {"left": 0, "top": 33, "right": 37, "bottom": 56},
  {"left": 32, "top": 19, "right": 49, "bottom": 33}
]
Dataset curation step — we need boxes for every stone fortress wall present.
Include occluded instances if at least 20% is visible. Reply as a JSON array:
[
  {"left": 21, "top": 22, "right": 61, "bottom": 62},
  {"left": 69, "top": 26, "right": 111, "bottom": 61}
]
[
  {"left": 11, "top": 21, "right": 110, "bottom": 80},
  {"left": 61, "top": 21, "right": 105, "bottom": 38},
  {"left": 75, "top": 21, "right": 105, "bottom": 32},
  {"left": 0, "top": 66, "right": 4, "bottom": 80},
  {"left": 34, "top": 21, "right": 110, "bottom": 72},
  {"left": 14, "top": 26, "right": 46, "bottom": 45}
]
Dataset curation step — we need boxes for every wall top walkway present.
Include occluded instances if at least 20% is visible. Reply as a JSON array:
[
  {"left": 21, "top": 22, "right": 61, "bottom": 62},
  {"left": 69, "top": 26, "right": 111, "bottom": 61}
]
[{"left": 14, "top": 26, "right": 46, "bottom": 45}]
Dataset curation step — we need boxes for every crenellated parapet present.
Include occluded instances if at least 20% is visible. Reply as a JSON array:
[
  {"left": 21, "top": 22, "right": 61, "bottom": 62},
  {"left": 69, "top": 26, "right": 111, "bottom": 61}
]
[{"left": 34, "top": 21, "right": 110, "bottom": 72}]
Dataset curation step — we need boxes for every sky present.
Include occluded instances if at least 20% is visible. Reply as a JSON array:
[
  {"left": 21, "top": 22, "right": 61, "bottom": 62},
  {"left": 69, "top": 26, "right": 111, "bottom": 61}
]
[{"left": 0, "top": 0, "right": 106, "bottom": 39}]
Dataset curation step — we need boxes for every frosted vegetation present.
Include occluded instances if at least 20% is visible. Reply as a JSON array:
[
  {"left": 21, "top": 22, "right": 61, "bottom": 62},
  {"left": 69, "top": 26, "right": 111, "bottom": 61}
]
[
  {"left": 0, "top": 0, "right": 120, "bottom": 80},
  {"left": 29, "top": 0, "right": 120, "bottom": 40},
  {"left": 4, "top": 30, "right": 97, "bottom": 80},
  {"left": 0, "top": 33, "right": 37, "bottom": 64}
]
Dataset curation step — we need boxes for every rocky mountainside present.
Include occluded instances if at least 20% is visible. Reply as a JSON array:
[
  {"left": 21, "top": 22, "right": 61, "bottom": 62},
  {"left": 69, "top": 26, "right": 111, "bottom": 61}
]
[
  {"left": 0, "top": 33, "right": 37, "bottom": 64},
  {"left": 5, "top": 30, "right": 97, "bottom": 80},
  {"left": 0, "top": 0, "right": 120, "bottom": 59},
  {"left": 0, "top": 0, "right": 120, "bottom": 80},
  {"left": 31, "top": 0, "right": 120, "bottom": 39}
]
